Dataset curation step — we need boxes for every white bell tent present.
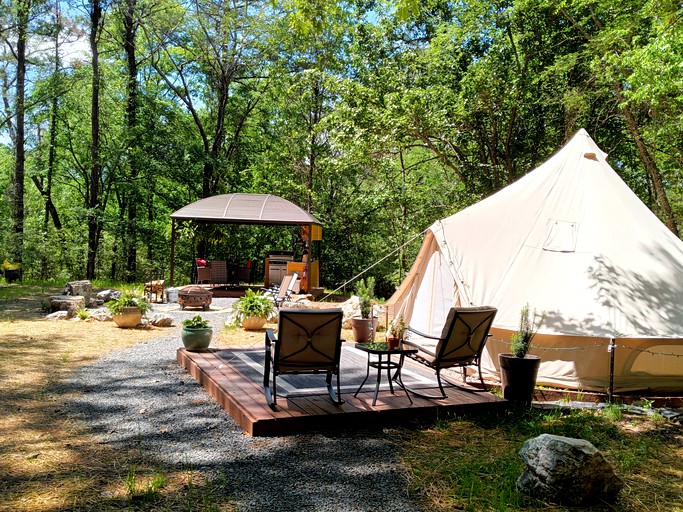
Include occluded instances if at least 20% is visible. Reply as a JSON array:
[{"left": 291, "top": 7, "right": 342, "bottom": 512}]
[{"left": 387, "top": 129, "right": 683, "bottom": 393}]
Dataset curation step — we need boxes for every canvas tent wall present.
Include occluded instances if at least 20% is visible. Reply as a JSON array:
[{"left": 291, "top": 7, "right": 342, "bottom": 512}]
[{"left": 387, "top": 129, "right": 683, "bottom": 393}]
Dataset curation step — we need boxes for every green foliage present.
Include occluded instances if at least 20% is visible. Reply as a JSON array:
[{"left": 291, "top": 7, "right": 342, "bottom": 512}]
[
  {"left": 76, "top": 307, "right": 90, "bottom": 320},
  {"left": 356, "top": 277, "right": 376, "bottom": 319},
  {"left": 106, "top": 292, "right": 151, "bottom": 315},
  {"left": 232, "top": 289, "right": 274, "bottom": 324},
  {"left": 182, "top": 315, "right": 210, "bottom": 329},
  {"left": 2, "top": 0, "right": 682, "bottom": 292},
  {"left": 510, "top": 303, "right": 546, "bottom": 358},
  {"left": 389, "top": 315, "right": 406, "bottom": 339}
]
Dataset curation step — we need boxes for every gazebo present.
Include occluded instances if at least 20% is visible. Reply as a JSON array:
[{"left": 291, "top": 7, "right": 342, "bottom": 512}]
[{"left": 169, "top": 193, "right": 322, "bottom": 290}]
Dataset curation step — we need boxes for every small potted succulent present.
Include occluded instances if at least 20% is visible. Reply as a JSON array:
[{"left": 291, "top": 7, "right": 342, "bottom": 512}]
[
  {"left": 232, "top": 289, "right": 274, "bottom": 330},
  {"left": 387, "top": 315, "right": 406, "bottom": 350},
  {"left": 498, "top": 303, "right": 546, "bottom": 405},
  {"left": 181, "top": 315, "right": 213, "bottom": 350},
  {"left": 106, "top": 292, "right": 151, "bottom": 328}
]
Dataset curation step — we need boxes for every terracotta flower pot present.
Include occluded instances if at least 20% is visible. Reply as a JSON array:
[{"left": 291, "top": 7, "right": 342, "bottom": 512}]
[
  {"left": 387, "top": 336, "right": 399, "bottom": 350},
  {"left": 350, "top": 317, "right": 378, "bottom": 343},
  {"left": 181, "top": 326, "right": 213, "bottom": 350},
  {"left": 241, "top": 316, "right": 267, "bottom": 330},
  {"left": 113, "top": 306, "right": 142, "bottom": 328},
  {"left": 498, "top": 353, "right": 541, "bottom": 405}
]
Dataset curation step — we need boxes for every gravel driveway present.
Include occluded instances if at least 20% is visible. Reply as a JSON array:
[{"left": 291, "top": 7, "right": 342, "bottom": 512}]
[{"left": 64, "top": 299, "right": 425, "bottom": 511}]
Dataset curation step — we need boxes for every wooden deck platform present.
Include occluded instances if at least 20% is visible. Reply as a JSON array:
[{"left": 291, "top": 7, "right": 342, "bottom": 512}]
[{"left": 177, "top": 346, "right": 509, "bottom": 436}]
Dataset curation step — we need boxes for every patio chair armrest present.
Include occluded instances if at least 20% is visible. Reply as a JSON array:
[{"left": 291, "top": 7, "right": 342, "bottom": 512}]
[
  {"left": 406, "top": 326, "right": 440, "bottom": 340},
  {"left": 401, "top": 338, "right": 437, "bottom": 358},
  {"left": 265, "top": 329, "right": 277, "bottom": 348}
]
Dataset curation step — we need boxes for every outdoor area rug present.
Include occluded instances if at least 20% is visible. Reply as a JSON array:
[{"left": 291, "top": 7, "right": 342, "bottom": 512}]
[{"left": 213, "top": 344, "right": 442, "bottom": 398}]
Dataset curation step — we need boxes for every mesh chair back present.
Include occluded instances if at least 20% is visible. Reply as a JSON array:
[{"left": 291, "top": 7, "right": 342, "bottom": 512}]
[
  {"left": 434, "top": 307, "right": 497, "bottom": 369},
  {"left": 275, "top": 309, "right": 343, "bottom": 372}
]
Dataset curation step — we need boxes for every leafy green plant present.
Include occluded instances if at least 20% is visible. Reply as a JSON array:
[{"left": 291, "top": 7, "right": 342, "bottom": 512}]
[
  {"left": 389, "top": 315, "right": 407, "bottom": 339},
  {"left": 106, "top": 292, "right": 151, "bottom": 315},
  {"left": 356, "top": 276, "right": 375, "bottom": 300},
  {"left": 182, "top": 315, "right": 210, "bottom": 329},
  {"left": 232, "top": 289, "right": 274, "bottom": 324},
  {"left": 356, "top": 277, "right": 376, "bottom": 319},
  {"left": 510, "top": 303, "right": 546, "bottom": 357},
  {"left": 76, "top": 307, "right": 90, "bottom": 320}
]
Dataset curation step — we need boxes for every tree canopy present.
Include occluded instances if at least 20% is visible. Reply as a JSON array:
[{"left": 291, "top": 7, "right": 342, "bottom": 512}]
[{"left": 1, "top": 0, "right": 681, "bottom": 295}]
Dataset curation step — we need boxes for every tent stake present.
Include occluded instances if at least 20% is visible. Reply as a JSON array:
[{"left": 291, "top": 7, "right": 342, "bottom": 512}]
[{"left": 608, "top": 338, "right": 616, "bottom": 401}]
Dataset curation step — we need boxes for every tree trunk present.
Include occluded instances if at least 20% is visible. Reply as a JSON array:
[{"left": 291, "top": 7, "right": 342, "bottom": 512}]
[
  {"left": 123, "top": 0, "right": 138, "bottom": 281},
  {"left": 87, "top": 0, "right": 103, "bottom": 280},
  {"left": 617, "top": 88, "right": 679, "bottom": 236},
  {"left": 10, "top": 0, "right": 29, "bottom": 265}
]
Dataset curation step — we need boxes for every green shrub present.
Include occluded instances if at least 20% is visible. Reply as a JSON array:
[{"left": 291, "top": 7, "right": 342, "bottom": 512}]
[
  {"left": 232, "top": 289, "right": 274, "bottom": 324},
  {"left": 106, "top": 292, "right": 151, "bottom": 315},
  {"left": 182, "top": 315, "right": 210, "bottom": 329}
]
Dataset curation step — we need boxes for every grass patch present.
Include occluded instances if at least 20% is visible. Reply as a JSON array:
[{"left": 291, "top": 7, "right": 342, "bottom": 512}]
[{"left": 398, "top": 409, "right": 683, "bottom": 511}]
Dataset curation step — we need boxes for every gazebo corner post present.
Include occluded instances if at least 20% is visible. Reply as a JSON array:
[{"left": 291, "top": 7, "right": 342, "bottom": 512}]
[
  {"left": 304, "top": 223, "right": 312, "bottom": 293},
  {"left": 170, "top": 218, "right": 176, "bottom": 288}
]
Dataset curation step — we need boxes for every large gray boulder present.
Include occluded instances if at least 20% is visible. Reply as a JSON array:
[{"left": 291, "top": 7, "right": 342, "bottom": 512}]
[
  {"left": 517, "top": 433, "right": 623, "bottom": 506},
  {"left": 49, "top": 295, "right": 85, "bottom": 315},
  {"left": 97, "top": 289, "right": 121, "bottom": 302},
  {"left": 63, "top": 280, "right": 92, "bottom": 301}
]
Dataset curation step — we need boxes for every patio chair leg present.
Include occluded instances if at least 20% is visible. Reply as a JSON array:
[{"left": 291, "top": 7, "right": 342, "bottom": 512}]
[
  {"left": 401, "top": 369, "right": 449, "bottom": 400},
  {"left": 263, "top": 347, "right": 275, "bottom": 406},
  {"left": 477, "top": 364, "right": 489, "bottom": 392},
  {"left": 326, "top": 371, "right": 343, "bottom": 406}
]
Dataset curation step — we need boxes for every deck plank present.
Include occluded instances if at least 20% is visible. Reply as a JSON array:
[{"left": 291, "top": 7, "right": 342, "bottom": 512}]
[{"left": 177, "top": 347, "right": 509, "bottom": 436}]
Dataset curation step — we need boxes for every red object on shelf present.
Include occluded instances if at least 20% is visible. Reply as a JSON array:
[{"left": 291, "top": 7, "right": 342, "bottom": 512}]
[{"left": 196, "top": 258, "right": 207, "bottom": 267}]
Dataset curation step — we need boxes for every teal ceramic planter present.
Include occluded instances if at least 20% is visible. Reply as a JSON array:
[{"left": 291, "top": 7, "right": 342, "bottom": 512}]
[{"left": 181, "top": 326, "right": 213, "bottom": 350}]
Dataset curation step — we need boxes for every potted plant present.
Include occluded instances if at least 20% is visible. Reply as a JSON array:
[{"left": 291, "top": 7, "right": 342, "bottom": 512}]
[
  {"left": 387, "top": 315, "right": 406, "bottom": 350},
  {"left": 106, "top": 292, "right": 151, "bottom": 328},
  {"left": 232, "top": 289, "right": 274, "bottom": 330},
  {"left": 1, "top": 259, "right": 21, "bottom": 283},
  {"left": 498, "top": 303, "right": 546, "bottom": 405},
  {"left": 350, "top": 277, "right": 379, "bottom": 342},
  {"left": 181, "top": 315, "right": 213, "bottom": 350}
]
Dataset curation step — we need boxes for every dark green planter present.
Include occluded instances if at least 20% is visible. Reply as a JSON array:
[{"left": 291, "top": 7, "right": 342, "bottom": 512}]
[
  {"left": 498, "top": 353, "right": 541, "bottom": 405},
  {"left": 181, "top": 326, "right": 213, "bottom": 350}
]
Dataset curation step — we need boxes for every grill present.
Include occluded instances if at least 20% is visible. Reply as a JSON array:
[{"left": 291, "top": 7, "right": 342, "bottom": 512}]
[{"left": 268, "top": 252, "right": 293, "bottom": 286}]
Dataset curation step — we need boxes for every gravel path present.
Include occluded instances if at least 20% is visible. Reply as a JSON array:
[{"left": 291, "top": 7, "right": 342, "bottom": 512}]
[{"left": 64, "top": 299, "right": 425, "bottom": 511}]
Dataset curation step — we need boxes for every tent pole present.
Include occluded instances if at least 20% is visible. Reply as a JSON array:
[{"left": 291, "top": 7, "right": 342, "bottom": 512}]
[
  {"left": 608, "top": 338, "right": 616, "bottom": 401},
  {"left": 170, "top": 219, "right": 176, "bottom": 288}
]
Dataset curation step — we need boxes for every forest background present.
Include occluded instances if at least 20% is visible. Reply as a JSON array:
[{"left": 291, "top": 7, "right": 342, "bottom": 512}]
[{"left": 1, "top": 0, "right": 681, "bottom": 298}]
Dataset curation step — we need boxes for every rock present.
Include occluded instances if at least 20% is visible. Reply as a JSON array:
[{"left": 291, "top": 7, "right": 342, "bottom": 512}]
[
  {"left": 517, "top": 434, "right": 623, "bottom": 506},
  {"left": 282, "top": 298, "right": 317, "bottom": 310},
  {"left": 339, "top": 296, "right": 387, "bottom": 329},
  {"left": 90, "top": 308, "right": 112, "bottom": 322},
  {"left": 87, "top": 297, "right": 104, "bottom": 308},
  {"left": 46, "top": 310, "right": 70, "bottom": 321},
  {"left": 149, "top": 314, "right": 174, "bottom": 327},
  {"left": 63, "top": 280, "right": 92, "bottom": 301},
  {"left": 49, "top": 295, "right": 85, "bottom": 315},
  {"left": 97, "top": 289, "right": 121, "bottom": 302}
]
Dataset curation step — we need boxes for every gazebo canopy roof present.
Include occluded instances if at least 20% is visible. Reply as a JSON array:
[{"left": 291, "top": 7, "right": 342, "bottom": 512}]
[{"left": 171, "top": 193, "right": 321, "bottom": 226}]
